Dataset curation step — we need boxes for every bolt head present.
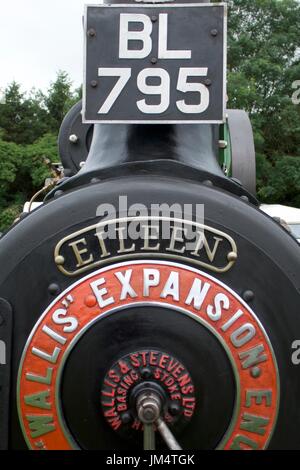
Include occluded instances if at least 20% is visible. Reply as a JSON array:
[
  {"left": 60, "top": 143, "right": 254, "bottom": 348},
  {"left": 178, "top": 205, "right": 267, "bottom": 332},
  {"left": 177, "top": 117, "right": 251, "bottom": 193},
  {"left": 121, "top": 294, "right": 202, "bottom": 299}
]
[
  {"left": 204, "top": 78, "right": 212, "bottom": 87},
  {"left": 203, "top": 180, "right": 213, "bottom": 187},
  {"left": 69, "top": 134, "right": 78, "bottom": 144},
  {"left": 121, "top": 412, "right": 132, "bottom": 424},
  {"left": 91, "top": 80, "right": 98, "bottom": 88},
  {"left": 88, "top": 29, "right": 96, "bottom": 37},
  {"left": 55, "top": 255, "right": 65, "bottom": 266},
  {"left": 227, "top": 251, "right": 238, "bottom": 262},
  {"left": 91, "top": 177, "right": 101, "bottom": 184},
  {"left": 141, "top": 368, "right": 152, "bottom": 380},
  {"left": 211, "top": 29, "right": 218, "bottom": 37},
  {"left": 251, "top": 366, "right": 261, "bottom": 378},
  {"left": 48, "top": 283, "right": 61, "bottom": 296},
  {"left": 243, "top": 290, "right": 255, "bottom": 302},
  {"left": 169, "top": 402, "right": 181, "bottom": 416},
  {"left": 151, "top": 58, "right": 158, "bottom": 65},
  {"left": 54, "top": 190, "right": 63, "bottom": 199}
]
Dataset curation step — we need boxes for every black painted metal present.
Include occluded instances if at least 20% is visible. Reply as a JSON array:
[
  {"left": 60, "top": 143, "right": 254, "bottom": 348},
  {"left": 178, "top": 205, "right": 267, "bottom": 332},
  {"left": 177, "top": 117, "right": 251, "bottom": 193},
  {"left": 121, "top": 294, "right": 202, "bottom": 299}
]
[
  {"left": 62, "top": 306, "right": 234, "bottom": 450},
  {"left": 1, "top": 0, "right": 300, "bottom": 451},
  {"left": 84, "top": 4, "right": 225, "bottom": 123},
  {"left": 0, "top": 298, "right": 13, "bottom": 450},
  {"left": 227, "top": 110, "right": 256, "bottom": 195},
  {"left": 58, "top": 101, "right": 94, "bottom": 175},
  {"left": 1, "top": 176, "right": 300, "bottom": 449}
]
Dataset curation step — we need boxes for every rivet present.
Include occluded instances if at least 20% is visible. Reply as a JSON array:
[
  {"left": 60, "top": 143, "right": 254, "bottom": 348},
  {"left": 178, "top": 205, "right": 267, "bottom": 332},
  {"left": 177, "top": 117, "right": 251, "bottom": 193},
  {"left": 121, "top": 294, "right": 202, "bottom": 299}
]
[
  {"left": 251, "top": 366, "right": 262, "bottom": 378},
  {"left": 54, "top": 190, "right": 63, "bottom": 199},
  {"left": 227, "top": 251, "right": 238, "bottom": 262},
  {"left": 204, "top": 78, "right": 212, "bottom": 87},
  {"left": 91, "top": 80, "right": 98, "bottom": 88},
  {"left": 55, "top": 255, "right": 65, "bottom": 266},
  {"left": 141, "top": 368, "right": 152, "bottom": 380},
  {"left": 211, "top": 29, "right": 218, "bottom": 37},
  {"left": 91, "top": 177, "right": 101, "bottom": 184},
  {"left": 69, "top": 134, "right": 78, "bottom": 144},
  {"left": 85, "top": 295, "right": 97, "bottom": 308},
  {"left": 203, "top": 180, "right": 213, "bottom": 187},
  {"left": 151, "top": 16, "right": 158, "bottom": 22},
  {"left": 48, "top": 284, "right": 61, "bottom": 296},
  {"left": 121, "top": 412, "right": 132, "bottom": 424},
  {"left": 241, "top": 195, "right": 249, "bottom": 202},
  {"left": 169, "top": 403, "right": 181, "bottom": 416},
  {"left": 243, "top": 290, "right": 255, "bottom": 302},
  {"left": 88, "top": 28, "right": 96, "bottom": 37},
  {"left": 151, "top": 58, "right": 158, "bottom": 65},
  {"left": 218, "top": 140, "right": 228, "bottom": 149}
]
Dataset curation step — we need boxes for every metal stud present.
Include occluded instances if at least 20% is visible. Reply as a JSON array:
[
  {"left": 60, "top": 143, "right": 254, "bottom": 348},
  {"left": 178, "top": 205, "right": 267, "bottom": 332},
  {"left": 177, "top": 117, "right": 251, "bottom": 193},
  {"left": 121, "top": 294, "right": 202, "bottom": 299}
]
[
  {"left": 169, "top": 403, "right": 181, "bottom": 416},
  {"left": 55, "top": 255, "right": 65, "bottom": 266},
  {"left": 91, "top": 177, "right": 101, "bottom": 184},
  {"left": 69, "top": 134, "right": 79, "bottom": 144},
  {"left": 121, "top": 412, "right": 132, "bottom": 425},
  {"left": 218, "top": 140, "right": 228, "bottom": 149},
  {"left": 48, "top": 284, "right": 61, "bottom": 296},
  {"left": 243, "top": 290, "right": 255, "bottom": 302},
  {"left": 251, "top": 366, "right": 262, "bottom": 378},
  {"left": 227, "top": 251, "right": 238, "bottom": 262},
  {"left": 141, "top": 368, "right": 152, "bottom": 380},
  {"left": 54, "top": 190, "right": 64, "bottom": 199}
]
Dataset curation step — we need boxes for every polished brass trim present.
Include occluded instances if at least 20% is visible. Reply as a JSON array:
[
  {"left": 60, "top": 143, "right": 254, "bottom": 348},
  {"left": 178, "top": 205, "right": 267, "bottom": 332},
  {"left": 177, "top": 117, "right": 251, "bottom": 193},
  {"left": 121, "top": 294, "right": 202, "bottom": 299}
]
[{"left": 54, "top": 216, "right": 238, "bottom": 276}]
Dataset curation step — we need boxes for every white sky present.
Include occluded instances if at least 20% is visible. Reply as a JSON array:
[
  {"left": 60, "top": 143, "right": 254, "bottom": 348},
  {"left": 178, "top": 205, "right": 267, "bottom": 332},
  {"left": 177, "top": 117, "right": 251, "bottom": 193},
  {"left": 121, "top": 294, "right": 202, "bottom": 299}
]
[{"left": 0, "top": 0, "right": 94, "bottom": 93}]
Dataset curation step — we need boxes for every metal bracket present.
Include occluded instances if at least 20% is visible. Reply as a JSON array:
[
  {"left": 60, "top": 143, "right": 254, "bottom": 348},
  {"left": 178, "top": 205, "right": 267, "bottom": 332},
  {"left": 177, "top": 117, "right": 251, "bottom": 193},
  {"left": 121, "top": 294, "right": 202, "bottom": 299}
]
[{"left": 0, "top": 298, "right": 13, "bottom": 450}]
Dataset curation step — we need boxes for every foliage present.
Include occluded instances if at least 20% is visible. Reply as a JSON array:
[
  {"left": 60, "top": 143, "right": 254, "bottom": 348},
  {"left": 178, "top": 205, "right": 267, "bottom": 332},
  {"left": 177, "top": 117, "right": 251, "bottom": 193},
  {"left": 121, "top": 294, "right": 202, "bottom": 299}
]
[
  {"left": 0, "top": 134, "right": 59, "bottom": 232},
  {"left": 0, "top": 72, "right": 80, "bottom": 231},
  {"left": 227, "top": 0, "right": 300, "bottom": 207}
]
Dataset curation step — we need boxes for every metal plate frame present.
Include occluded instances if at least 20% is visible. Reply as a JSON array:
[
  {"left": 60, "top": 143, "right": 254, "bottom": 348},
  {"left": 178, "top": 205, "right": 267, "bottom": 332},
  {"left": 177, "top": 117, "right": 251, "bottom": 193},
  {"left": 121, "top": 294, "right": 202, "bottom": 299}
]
[{"left": 83, "top": 3, "right": 227, "bottom": 124}]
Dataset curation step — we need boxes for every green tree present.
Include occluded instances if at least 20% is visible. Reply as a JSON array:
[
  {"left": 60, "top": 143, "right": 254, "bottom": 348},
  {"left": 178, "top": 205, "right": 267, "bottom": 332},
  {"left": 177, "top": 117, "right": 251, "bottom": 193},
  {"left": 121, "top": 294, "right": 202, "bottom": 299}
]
[
  {"left": 0, "top": 82, "right": 48, "bottom": 144},
  {"left": 45, "top": 71, "right": 75, "bottom": 133},
  {"left": 227, "top": 0, "right": 300, "bottom": 206}
]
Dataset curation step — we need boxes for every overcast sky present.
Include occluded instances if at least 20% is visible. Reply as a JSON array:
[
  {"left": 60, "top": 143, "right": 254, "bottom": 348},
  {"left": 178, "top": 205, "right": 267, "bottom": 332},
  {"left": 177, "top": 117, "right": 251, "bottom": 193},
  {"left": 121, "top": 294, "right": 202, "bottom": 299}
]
[{"left": 0, "top": 0, "right": 93, "bottom": 93}]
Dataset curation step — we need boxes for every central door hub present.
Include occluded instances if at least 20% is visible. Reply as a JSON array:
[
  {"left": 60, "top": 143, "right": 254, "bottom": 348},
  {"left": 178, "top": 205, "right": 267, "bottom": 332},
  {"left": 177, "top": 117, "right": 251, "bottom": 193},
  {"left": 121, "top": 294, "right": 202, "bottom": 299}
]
[{"left": 101, "top": 349, "right": 196, "bottom": 436}]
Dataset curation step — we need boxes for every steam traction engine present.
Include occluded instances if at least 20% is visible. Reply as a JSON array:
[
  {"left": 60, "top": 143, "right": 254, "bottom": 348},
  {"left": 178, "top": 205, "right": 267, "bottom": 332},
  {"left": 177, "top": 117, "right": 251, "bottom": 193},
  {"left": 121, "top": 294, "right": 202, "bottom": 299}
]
[{"left": 0, "top": 1, "right": 300, "bottom": 451}]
